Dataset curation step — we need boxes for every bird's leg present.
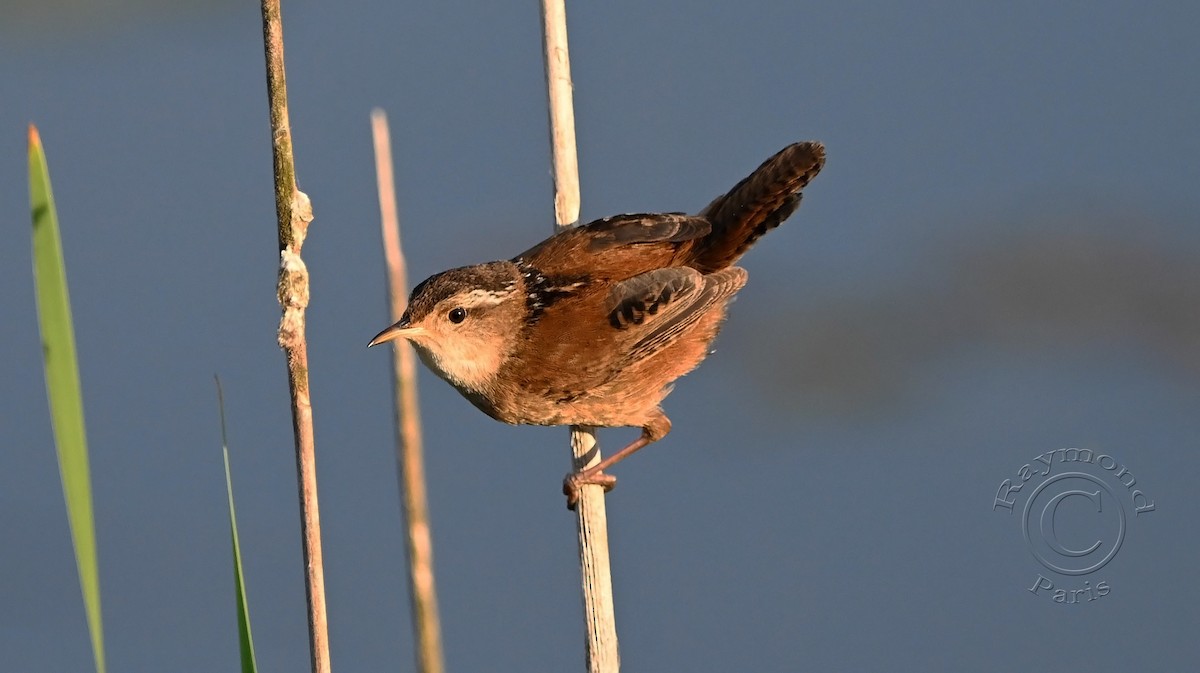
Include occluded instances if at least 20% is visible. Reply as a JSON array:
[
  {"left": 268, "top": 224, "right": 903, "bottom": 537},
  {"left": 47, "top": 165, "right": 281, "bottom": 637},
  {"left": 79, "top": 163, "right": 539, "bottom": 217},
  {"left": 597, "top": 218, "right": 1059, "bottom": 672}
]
[{"left": 563, "top": 412, "right": 671, "bottom": 510}]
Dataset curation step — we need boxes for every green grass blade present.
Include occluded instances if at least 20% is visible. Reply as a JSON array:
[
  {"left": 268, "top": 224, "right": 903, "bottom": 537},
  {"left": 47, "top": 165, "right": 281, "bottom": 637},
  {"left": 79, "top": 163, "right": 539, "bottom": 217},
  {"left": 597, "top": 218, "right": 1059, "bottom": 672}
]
[
  {"left": 29, "top": 125, "right": 106, "bottom": 673},
  {"left": 217, "top": 378, "right": 259, "bottom": 673}
]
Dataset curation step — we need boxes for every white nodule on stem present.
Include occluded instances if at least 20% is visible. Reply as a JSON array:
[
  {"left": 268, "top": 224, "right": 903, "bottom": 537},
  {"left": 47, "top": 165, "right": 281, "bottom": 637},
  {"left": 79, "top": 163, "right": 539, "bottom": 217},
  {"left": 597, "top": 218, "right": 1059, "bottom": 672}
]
[
  {"left": 277, "top": 249, "right": 310, "bottom": 348},
  {"left": 291, "top": 190, "right": 314, "bottom": 248},
  {"left": 278, "top": 249, "right": 310, "bottom": 308}
]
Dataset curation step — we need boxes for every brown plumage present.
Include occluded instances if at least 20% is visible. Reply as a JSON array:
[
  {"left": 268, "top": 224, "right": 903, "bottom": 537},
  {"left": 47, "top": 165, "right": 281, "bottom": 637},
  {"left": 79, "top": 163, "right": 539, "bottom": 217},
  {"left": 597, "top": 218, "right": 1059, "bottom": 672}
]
[{"left": 369, "top": 142, "right": 826, "bottom": 508}]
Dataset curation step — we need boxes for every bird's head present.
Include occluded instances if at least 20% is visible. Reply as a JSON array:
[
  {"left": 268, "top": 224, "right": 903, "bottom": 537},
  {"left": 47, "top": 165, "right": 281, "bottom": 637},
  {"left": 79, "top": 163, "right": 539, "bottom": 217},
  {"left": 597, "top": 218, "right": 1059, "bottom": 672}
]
[{"left": 368, "top": 261, "right": 524, "bottom": 393}]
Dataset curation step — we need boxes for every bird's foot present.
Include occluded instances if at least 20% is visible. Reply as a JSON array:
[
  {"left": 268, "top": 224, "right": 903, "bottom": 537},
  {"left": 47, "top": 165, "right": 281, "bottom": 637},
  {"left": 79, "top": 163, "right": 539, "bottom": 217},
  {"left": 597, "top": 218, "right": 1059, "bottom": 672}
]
[{"left": 563, "top": 469, "right": 617, "bottom": 511}]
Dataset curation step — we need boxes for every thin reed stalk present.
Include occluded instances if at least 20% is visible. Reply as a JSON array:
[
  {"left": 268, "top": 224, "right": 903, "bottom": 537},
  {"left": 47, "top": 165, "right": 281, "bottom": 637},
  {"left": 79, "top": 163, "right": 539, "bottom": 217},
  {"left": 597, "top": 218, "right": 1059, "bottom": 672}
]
[
  {"left": 371, "top": 109, "right": 446, "bottom": 673},
  {"left": 539, "top": 1, "right": 621, "bottom": 671},
  {"left": 259, "top": 2, "right": 330, "bottom": 672}
]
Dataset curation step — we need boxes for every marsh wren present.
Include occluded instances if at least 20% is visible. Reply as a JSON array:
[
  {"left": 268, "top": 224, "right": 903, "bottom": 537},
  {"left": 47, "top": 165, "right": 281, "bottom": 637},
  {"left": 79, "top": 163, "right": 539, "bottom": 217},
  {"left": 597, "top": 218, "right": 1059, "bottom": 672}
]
[{"left": 370, "top": 142, "right": 825, "bottom": 508}]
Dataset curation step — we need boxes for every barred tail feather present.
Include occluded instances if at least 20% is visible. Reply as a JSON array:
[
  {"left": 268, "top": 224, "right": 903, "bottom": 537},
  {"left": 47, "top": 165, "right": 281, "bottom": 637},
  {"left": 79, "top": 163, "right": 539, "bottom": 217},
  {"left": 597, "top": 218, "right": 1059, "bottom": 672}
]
[{"left": 694, "top": 141, "right": 825, "bottom": 272}]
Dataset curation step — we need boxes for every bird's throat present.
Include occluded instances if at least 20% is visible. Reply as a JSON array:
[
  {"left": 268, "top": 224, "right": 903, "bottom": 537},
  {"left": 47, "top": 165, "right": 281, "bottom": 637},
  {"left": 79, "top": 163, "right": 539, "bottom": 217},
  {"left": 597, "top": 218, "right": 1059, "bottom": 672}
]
[{"left": 409, "top": 336, "right": 504, "bottom": 398}]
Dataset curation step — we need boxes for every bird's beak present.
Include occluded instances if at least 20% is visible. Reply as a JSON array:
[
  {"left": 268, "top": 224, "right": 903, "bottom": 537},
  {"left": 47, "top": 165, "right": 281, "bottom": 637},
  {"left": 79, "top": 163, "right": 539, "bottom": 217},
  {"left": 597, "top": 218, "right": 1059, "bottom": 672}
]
[{"left": 367, "top": 320, "right": 426, "bottom": 347}]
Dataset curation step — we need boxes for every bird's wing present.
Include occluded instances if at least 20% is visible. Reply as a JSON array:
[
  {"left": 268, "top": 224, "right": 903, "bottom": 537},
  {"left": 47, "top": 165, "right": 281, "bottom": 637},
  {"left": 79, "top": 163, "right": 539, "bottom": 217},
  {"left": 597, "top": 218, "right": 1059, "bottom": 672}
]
[
  {"left": 607, "top": 266, "right": 748, "bottom": 366},
  {"left": 583, "top": 213, "right": 711, "bottom": 250},
  {"left": 516, "top": 265, "right": 747, "bottom": 402},
  {"left": 515, "top": 213, "right": 710, "bottom": 279}
]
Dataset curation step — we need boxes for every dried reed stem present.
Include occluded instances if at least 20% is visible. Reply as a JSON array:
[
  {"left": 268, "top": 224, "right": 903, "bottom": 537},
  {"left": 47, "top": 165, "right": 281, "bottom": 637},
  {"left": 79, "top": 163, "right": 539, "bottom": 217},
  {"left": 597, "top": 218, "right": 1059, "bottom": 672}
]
[
  {"left": 260, "top": 2, "right": 330, "bottom": 672},
  {"left": 371, "top": 109, "right": 446, "bottom": 673},
  {"left": 540, "top": 1, "right": 620, "bottom": 670}
]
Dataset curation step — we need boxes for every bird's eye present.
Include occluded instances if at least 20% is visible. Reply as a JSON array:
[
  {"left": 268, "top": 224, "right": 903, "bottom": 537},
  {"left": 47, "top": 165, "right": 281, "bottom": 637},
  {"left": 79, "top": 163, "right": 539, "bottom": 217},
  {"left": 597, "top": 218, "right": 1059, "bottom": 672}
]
[{"left": 447, "top": 307, "right": 467, "bottom": 324}]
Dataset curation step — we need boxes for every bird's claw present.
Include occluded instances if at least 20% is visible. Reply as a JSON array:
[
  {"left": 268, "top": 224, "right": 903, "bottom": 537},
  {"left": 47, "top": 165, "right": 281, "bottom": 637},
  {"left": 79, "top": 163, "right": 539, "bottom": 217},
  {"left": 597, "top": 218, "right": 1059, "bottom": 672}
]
[{"left": 563, "top": 470, "right": 617, "bottom": 510}]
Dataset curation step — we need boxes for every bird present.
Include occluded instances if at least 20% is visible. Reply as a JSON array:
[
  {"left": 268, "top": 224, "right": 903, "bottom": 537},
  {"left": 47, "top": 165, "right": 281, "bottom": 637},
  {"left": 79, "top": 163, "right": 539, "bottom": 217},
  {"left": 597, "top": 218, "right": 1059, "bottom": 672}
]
[{"left": 369, "top": 142, "right": 825, "bottom": 509}]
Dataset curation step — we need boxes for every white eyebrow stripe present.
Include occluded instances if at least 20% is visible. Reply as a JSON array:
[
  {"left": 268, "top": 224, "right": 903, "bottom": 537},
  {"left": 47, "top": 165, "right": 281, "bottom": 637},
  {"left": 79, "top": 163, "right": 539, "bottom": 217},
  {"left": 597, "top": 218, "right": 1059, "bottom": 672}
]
[{"left": 459, "top": 289, "right": 509, "bottom": 308}]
